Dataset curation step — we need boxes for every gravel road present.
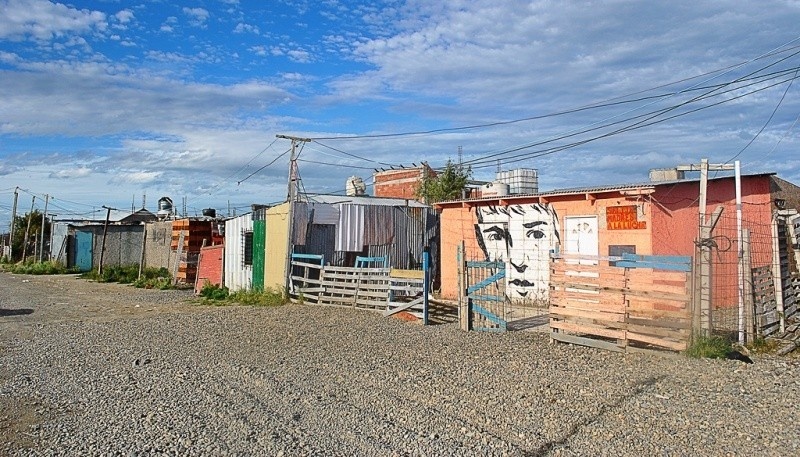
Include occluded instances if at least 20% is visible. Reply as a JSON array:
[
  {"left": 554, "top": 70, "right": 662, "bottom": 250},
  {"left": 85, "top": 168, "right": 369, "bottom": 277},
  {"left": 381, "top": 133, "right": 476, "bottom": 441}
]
[{"left": 1, "top": 271, "right": 799, "bottom": 456}]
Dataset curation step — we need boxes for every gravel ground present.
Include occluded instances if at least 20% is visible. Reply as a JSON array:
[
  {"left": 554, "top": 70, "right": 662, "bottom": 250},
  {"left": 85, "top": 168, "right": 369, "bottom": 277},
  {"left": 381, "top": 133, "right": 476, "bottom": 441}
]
[{"left": 1, "top": 272, "right": 799, "bottom": 456}]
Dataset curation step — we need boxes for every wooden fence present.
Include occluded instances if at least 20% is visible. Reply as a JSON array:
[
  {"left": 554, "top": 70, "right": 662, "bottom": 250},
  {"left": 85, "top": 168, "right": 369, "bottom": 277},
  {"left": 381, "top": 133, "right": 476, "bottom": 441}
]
[
  {"left": 549, "top": 254, "right": 693, "bottom": 354},
  {"left": 289, "top": 254, "right": 428, "bottom": 321}
]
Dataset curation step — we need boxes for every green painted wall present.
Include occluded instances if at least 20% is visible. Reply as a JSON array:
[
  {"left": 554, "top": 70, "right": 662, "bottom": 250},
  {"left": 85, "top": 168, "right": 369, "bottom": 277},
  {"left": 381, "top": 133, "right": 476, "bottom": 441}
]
[{"left": 252, "top": 219, "right": 266, "bottom": 290}]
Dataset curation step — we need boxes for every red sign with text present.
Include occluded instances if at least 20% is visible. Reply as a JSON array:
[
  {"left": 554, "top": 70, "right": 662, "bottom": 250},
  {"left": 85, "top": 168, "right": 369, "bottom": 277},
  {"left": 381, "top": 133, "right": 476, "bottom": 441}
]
[{"left": 606, "top": 205, "right": 646, "bottom": 230}]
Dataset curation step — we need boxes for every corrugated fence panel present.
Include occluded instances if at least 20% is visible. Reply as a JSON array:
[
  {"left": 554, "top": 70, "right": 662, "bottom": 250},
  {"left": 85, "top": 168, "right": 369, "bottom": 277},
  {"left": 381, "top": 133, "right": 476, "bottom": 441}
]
[{"left": 224, "top": 213, "right": 253, "bottom": 292}]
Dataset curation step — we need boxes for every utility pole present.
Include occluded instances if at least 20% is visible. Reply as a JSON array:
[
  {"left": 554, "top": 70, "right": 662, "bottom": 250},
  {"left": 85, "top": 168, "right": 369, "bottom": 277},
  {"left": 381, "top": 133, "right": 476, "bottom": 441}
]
[
  {"left": 276, "top": 134, "right": 311, "bottom": 294},
  {"left": 677, "top": 159, "right": 735, "bottom": 337},
  {"left": 38, "top": 194, "right": 49, "bottom": 262},
  {"left": 21, "top": 195, "right": 35, "bottom": 263},
  {"left": 9, "top": 187, "right": 18, "bottom": 260},
  {"left": 98, "top": 205, "right": 115, "bottom": 276}
]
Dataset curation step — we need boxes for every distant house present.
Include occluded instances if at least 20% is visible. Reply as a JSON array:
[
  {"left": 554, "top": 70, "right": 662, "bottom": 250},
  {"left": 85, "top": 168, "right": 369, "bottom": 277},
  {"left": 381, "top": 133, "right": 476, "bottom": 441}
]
[{"left": 51, "top": 208, "right": 157, "bottom": 271}]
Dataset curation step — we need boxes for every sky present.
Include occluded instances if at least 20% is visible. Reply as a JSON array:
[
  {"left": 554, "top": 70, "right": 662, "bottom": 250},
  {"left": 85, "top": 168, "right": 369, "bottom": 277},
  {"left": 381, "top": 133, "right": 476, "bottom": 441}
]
[{"left": 1, "top": 0, "right": 800, "bottom": 228}]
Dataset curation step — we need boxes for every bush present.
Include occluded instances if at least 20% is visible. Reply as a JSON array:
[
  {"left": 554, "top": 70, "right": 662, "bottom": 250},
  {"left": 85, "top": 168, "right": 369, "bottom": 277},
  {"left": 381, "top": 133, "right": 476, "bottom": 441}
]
[{"left": 199, "top": 281, "right": 230, "bottom": 300}]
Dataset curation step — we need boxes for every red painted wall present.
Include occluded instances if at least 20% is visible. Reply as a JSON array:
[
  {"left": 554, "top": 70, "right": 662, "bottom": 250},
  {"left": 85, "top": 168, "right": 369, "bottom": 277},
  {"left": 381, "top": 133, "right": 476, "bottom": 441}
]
[
  {"left": 194, "top": 244, "right": 224, "bottom": 294},
  {"left": 650, "top": 175, "right": 774, "bottom": 310}
]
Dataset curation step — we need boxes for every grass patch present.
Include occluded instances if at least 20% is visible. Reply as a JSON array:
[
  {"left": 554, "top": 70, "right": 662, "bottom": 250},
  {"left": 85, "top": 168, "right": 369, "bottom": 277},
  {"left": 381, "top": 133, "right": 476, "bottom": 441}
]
[
  {"left": 747, "top": 337, "right": 781, "bottom": 354},
  {"left": 198, "top": 282, "right": 286, "bottom": 307},
  {"left": 685, "top": 334, "right": 733, "bottom": 359},
  {"left": 1, "top": 260, "right": 79, "bottom": 275},
  {"left": 81, "top": 265, "right": 176, "bottom": 289}
]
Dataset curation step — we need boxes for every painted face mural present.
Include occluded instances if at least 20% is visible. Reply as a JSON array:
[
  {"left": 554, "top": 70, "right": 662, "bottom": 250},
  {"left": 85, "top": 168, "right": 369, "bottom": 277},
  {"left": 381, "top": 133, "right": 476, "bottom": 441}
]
[{"left": 475, "top": 203, "right": 560, "bottom": 303}]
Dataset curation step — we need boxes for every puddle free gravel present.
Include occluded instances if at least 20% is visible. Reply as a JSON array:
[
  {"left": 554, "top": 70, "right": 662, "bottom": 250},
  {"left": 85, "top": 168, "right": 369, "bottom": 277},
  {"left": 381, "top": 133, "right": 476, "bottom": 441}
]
[{"left": 1, "top": 272, "right": 799, "bottom": 456}]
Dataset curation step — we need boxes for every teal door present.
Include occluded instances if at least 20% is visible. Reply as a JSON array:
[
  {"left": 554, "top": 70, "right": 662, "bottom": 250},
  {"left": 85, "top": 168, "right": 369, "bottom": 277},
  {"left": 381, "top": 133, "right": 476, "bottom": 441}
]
[{"left": 75, "top": 231, "right": 93, "bottom": 272}]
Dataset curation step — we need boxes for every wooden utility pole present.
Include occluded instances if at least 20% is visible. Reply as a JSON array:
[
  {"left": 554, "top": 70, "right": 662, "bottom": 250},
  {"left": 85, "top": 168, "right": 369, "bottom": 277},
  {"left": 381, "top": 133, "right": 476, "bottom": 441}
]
[
  {"left": 8, "top": 187, "right": 18, "bottom": 260},
  {"left": 98, "top": 206, "right": 114, "bottom": 276},
  {"left": 21, "top": 195, "right": 35, "bottom": 263},
  {"left": 38, "top": 194, "right": 49, "bottom": 262},
  {"left": 276, "top": 134, "right": 311, "bottom": 294}
]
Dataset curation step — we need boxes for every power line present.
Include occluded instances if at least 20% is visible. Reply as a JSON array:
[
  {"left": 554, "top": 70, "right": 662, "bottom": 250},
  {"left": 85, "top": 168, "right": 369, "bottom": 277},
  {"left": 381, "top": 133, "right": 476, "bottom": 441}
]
[
  {"left": 460, "top": 64, "right": 800, "bottom": 170},
  {"left": 236, "top": 147, "right": 292, "bottom": 185},
  {"left": 726, "top": 69, "right": 798, "bottom": 164},
  {"left": 308, "top": 38, "right": 800, "bottom": 142}
]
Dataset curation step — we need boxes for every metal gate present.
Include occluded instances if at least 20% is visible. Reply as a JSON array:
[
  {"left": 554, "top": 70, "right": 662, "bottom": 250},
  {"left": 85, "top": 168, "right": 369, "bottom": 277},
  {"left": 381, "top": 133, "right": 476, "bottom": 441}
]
[
  {"left": 74, "top": 230, "right": 93, "bottom": 272},
  {"left": 462, "top": 260, "right": 507, "bottom": 331}
]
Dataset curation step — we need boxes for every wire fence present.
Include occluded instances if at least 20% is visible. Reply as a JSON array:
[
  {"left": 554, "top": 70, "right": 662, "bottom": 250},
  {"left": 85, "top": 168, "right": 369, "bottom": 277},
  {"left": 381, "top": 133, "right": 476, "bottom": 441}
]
[{"left": 708, "top": 206, "right": 799, "bottom": 338}]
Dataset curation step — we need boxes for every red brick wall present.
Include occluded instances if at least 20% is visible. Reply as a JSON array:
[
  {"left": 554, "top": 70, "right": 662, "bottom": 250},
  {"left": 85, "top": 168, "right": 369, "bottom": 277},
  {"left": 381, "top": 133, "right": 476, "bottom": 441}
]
[
  {"left": 373, "top": 168, "right": 430, "bottom": 200},
  {"left": 194, "top": 244, "right": 224, "bottom": 294}
]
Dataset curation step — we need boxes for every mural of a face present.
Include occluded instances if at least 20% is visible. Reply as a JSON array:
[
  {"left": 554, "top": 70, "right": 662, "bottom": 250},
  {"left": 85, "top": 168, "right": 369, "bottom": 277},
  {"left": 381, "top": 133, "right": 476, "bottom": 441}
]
[{"left": 475, "top": 203, "right": 560, "bottom": 303}]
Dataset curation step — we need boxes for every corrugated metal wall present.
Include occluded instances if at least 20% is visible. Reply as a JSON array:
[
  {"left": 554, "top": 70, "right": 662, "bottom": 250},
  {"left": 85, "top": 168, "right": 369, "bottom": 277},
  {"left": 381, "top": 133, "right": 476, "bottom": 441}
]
[
  {"left": 50, "top": 223, "right": 70, "bottom": 265},
  {"left": 294, "top": 204, "right": 439, "bottom": 281},
  {"left": 224, "top": 213, "right": 253, "bottom": 292}
]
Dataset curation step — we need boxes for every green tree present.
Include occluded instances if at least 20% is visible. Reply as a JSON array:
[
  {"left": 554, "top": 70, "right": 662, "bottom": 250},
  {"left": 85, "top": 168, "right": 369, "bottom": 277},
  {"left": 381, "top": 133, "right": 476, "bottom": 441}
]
[
  {"left": 415, "top": 160, "right": 472, "bottom": 204},
  {"left": 10, "top": 211, "right": 50, "bottom": 262}
]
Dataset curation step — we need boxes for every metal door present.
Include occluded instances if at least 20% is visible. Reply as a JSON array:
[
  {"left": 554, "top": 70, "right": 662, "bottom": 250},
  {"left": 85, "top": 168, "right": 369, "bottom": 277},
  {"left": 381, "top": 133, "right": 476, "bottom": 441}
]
[{"left": 74, "top": 230, "right": 93, "bottom": 272}]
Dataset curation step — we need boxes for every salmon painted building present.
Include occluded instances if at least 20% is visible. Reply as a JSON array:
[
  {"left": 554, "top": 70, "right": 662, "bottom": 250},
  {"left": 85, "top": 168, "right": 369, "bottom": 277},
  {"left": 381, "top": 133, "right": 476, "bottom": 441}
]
[{"left": 436, "top": 171, "right": 798, "bottom": 333}]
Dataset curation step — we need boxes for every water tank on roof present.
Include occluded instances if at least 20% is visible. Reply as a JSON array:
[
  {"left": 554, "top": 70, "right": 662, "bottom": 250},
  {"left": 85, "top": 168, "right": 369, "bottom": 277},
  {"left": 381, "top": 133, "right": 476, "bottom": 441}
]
[
  {"left": 157, "top": 197, "right": 173, "bottom": 217},
  {"left": 202, "top": 208, "right": 216, "bottom": 218},
  {"left": 346, "top": 176, "right": 367, "bottom": 196},
  {"left": 496, "top": 168, "right": 538, "bottom": 194},
  {"left": 482, "top": 182, "right": 509, "bottom": 197}
]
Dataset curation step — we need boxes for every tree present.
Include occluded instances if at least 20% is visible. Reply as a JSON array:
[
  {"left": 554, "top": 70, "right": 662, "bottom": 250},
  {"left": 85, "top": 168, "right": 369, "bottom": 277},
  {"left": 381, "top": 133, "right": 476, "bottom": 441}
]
[
  {"left": 10, "top": 211, "right": 50, "bottom": 262},
  {"left": 415, "top": 160, "right": 472, "bottom": 204}
]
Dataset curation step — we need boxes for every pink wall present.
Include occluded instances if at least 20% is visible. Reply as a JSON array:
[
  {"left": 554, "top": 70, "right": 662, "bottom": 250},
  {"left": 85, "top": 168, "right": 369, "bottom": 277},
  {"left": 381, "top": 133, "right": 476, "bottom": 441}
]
[
  {"left": 438, "top": 175, "right": 777, "bottom": 307},
  {"left": 651, "top": 175, "right": 774, "bottom": 310}
]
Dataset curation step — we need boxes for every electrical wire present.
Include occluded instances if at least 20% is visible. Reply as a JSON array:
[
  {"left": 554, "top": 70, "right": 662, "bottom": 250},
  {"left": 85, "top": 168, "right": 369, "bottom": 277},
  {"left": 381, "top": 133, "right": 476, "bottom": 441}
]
[
  {"left": 726, "top": 69, "right": 798, "bottom": 164},
  {"left": 460, "top": 66, "right": 800, "bottom": 170},
  {"left": 237, "top": 147, "right": 292, "bottom": 185},
  {"left": 308, "top": 38, "right": 800, "bottom": 142}
]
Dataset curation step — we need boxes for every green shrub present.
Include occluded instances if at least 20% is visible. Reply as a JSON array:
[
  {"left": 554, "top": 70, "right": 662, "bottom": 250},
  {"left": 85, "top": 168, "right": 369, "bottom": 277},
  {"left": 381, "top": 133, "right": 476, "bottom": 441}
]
[
  {"left": 685, "top": 334, "right": 733, "bottom": 359},
  {"left": 199, "top": 281, "right": 230, "bottom": 300}
]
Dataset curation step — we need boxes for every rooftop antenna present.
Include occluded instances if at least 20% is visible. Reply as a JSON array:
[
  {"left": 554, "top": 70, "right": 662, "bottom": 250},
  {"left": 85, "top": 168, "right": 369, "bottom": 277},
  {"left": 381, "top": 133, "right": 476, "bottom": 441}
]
[
  {"left": 142, "top": 193, "right": 146, "bottom": 210},
  {"left": 496, "top": 159, "right": 501, "bottom": 174},
  {"left": 458, "top": 145, "right": 463, "bottom": 165}
]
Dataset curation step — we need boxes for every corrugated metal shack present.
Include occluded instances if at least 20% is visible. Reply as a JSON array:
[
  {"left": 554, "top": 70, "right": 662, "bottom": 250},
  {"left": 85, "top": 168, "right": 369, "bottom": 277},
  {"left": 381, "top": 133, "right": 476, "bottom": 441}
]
[
  {"left": 50, "top": 208, "right": 157, "bottom": 271},
  {"left": 291, "top": 194, "right": 440, "bottom": 282}
]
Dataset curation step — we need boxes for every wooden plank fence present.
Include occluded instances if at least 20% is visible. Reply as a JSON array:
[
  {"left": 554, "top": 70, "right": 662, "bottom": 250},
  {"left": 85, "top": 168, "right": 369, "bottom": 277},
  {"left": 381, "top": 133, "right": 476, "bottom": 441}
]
[
  {"left": 289, "top": 254, "right": 428, "bottom": 321},
  {"left": 550, "top": 253, "right": 693, "bottom": 354}
]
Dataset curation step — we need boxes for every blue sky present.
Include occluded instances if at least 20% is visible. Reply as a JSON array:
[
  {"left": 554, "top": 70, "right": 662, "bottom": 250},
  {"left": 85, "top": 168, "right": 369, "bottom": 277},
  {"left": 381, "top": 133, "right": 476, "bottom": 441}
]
[{"left": 1, "top": 0, "right": 800, "bottom": 227}]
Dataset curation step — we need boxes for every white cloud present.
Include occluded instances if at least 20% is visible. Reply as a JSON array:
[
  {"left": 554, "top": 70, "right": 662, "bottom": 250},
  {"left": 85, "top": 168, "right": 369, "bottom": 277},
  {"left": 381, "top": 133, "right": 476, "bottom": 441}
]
[
  {"left": 115, "top": 171, "right": 163, "bottom": 184},
  {"left": 0, "top": 0, "right": 107, "bottom": 41},
  {"left": 287, "top": 49, "right": 312, "bottom": 63},
  {"left": 234, "top": 22, "right": 259, "bottom": 34},
  {"left": 49, "top": 166, "right": 92, "bottom": 179},
  {"left": 183, "top": 7, "right": 210, "bottom": 27},
  {"left": 115, "top": 9, "right": 135, "bottom": 25}
]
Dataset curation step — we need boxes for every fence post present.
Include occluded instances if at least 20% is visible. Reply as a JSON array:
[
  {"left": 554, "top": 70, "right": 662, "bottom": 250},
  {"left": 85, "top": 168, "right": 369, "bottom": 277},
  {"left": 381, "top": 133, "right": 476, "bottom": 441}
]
[
  {"left": 422, "top": 248, "right": 429, "bottom": 325},
  {"left": 458, "top": 241, "right": 470, "bottom": 331},
  {"left": 742, "top": 229, "right": 755, "bottom": 343}
]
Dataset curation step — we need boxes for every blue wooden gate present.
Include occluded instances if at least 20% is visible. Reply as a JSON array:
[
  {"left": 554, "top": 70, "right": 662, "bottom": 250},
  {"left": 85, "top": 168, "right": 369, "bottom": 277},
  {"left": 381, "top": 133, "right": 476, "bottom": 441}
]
[
  {"left": 466, "top": 260, "right": 507, "bottom": 331},
  {"left": 74, "top": 230, "right": 93, "bottom": 272}
]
